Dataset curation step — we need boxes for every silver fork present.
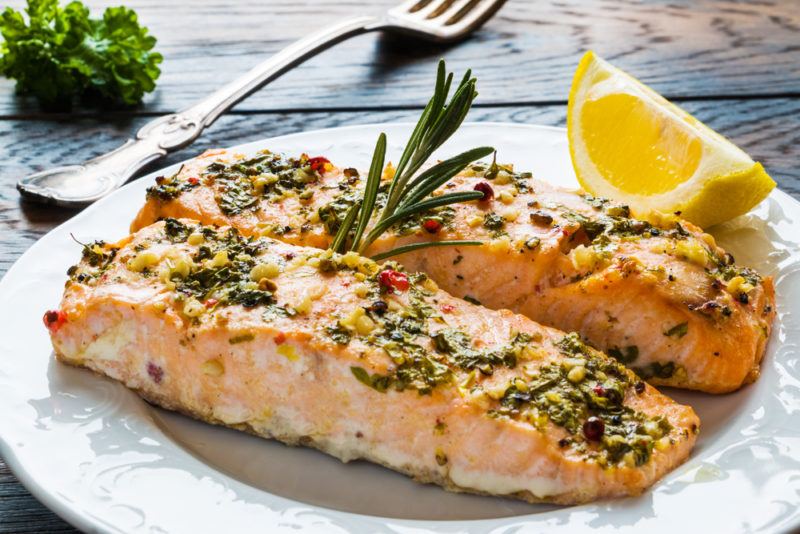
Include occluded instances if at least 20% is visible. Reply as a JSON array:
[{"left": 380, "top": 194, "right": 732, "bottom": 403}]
[{"left": 17, "top": 0, "right": 506, "bottom": 207}]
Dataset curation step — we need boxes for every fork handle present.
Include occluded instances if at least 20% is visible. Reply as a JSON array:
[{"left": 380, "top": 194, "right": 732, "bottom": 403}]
[
  {"left": 159, "top": 16, "right": 380, "bottom": 150},
  {"left": 17, "top": 16, "right": 380, "bottom": 207}
]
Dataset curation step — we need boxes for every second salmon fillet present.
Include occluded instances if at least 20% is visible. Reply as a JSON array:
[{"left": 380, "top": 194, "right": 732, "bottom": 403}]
[{"left": 132, "top": 149, "right": 776, "bottom": 393}]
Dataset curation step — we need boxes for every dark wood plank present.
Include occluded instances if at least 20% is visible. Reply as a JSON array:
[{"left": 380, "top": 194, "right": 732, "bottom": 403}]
[{"left": 1, "top": 0, "right": 799, "bottom": 116}]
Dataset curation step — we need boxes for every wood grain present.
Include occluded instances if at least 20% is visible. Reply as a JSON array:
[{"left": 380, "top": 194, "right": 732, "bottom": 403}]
[{"left": 1, "top": 0, "right": 799, "bottom": 116}]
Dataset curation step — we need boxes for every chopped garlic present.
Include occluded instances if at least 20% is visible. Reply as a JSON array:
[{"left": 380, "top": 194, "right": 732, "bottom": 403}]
[
  {"left": 655, "top": 437, "right": 671, "bottom": 451},
  {"left": 497, "top": 190, "right": 515, "bottom": 204},
  {"left": 340, "top": 307, "right": 366, "bottom": 330},
  {"left": 545, "top": 391, "right": 562, "bottom": 403},
  {"left": 353, "top": 284, "right": 369, "bottom": 298},
  {"left": 567, "top": 365, "right": 586, "bottom": 383},
  {"left": 674, "top": 240, "right": 708, "bottom": 267},
  {"left": 423, "top": 278, "right": 439, "bottom": 292},
  {"left": 494, "top": 171, "right": 512, "bottom": 185},
  {"left": 643, "top": 421, "right": 662, "bottom": 437},
  {"left": 355, "top": 315, "right": 376, "bottom": 335},
  {"left": 486, "top": 382, "right": 510, "bottom": 400},
  {"left": 727, "top": 275, "right": 754, "bottom": 296},
  {"left": 291, "top": 283, "right": 327, "bottom": 315},
  {"left": 129, "top": 251, "right": 160, "bottom": 272},
  {"left": 201, "top": 359, "right": 225, "bottom": 377},
  {"left": 187, "top": 233, "right": 205, "bottom": 246},
  {"left": 171, "top": 256, "right": 193, "bottom": 279},
  {"left": 340, "top": 251, "right": 362, "bottom": 269},
  {"left": 182, "top": 297, "right": 205, "bottom": 318},
  {"left": 208, "top": 251, "right": 229, "bottom": 268},
  {"left": 277, "top": 344, "right": 299, "bottom": 361},
  {"left": 570, "top": 245, "right": 598, "bottom": 271},
  {"left": 488, "top": 236, "right": 511, "bottom": 254},
  {"left": 250, "top": 262, "right": 281, "bottom": 281}
]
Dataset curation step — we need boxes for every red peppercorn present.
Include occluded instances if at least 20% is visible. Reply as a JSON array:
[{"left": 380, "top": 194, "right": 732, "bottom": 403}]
[
  {"left": 593, "top": 385, "right": 607, "bottom": 397},
  {"left": 307, "top": 156, "right": 331, "bottom": 173},
  {"left": 187, "top": 177, "right": 200, "bottom": 185},
  {"left": 440, "top": 303, "right": 455, "bottom": 313},
  {"left": 146, "top": 362, "right": 164, "bottom": 384},
  {"left": 378, "top": 269, "right": 409, "bottom": 293},
  {"left": 422, "top": 219, "right": 442, "bottom": 234},
  {"left": 204, "top": 298, "right": 218, "bottom": 309},
  {"left": 42, "top": 309, "right": 66, "bottom": 333},
  {"left": 473, "top": 182, "right": 494, "bottom": 201},
  {"left": 583, "top": 417, "right": 605, "bottom": 441},
  {"left": 274, "top": 332, "right": 287, "bottom": 345}
]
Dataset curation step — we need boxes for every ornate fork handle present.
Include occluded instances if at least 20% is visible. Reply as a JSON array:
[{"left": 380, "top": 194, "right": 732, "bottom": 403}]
[{"left": 17, "top": 16, "right": 379, "bottom": 207}]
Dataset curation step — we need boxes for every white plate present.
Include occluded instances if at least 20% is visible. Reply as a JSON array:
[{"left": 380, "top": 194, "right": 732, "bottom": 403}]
[{"left": 1, "top": 123, "right": 799, "bottom": 534}]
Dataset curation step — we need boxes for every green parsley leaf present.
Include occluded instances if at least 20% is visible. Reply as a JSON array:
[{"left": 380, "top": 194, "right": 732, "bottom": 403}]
[
  {"left": 663, "top": 322, "right": 689, "bottom": 338},
  {"left": 0, "top": 0, "right": 162, "bottom": 108}
]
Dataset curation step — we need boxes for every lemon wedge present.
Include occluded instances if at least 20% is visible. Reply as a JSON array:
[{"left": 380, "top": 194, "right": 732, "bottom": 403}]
[{"left": 567, "top": 51, "right": 775, "bottom": 228}]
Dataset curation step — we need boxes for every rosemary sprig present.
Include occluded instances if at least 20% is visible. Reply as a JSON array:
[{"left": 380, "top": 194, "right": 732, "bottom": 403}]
[{"left": 330, "top": 60, "right": 493, "bottom": 260}]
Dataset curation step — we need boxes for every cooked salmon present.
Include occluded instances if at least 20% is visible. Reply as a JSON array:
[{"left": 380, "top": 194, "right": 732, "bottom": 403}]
[
  {"left": 48, "top": 219, "right": 698, "bottom": 504},
  {"left": 132, "top": 149, "right": 775, "bottom": 393}
]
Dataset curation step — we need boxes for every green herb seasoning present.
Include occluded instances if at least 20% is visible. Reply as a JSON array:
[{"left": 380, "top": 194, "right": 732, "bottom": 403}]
[
  {"left": 663, "top": 322, "right": 688, "bottom": 338},
  {"left": 229, "top": 333, "right": 255, "bottom": 344},
  {"left": 67, "top": 239, "right": 118, "bottom": 283},
  {"left": 326, "top": 323, "right": 353, "bottom": 345},
  {"left": 318, "top": 184, "right": 388, "bottom": 236},
  {"left": 164, "top": 218, "right": 191, "bottom": 242},
  {"left": 494, "top": 332, "right": 673, "bottom": 467},
  {"left": 326, "top": 264, "right": 530, "bottom": 394},
  {"left": 432, "top": 329, "right": 530, "bottom": 376},
  {"left": 633, "top": 361, "right": 678, "bottom": 380},
  {"left": 395, "top": 206, "right": 455, "bottom": 236},
  {"left": 201, "top": 153, "right": 321, "bottom": 215},
  {"left": 146, "top": 169, "right": 200, "bottom": 201},
  {"left": 470, "top": 161, "right": 533, "bottom": 194},
  {"left": 607, "top": 345, "right": 639, "bottom": 364},
  {"left": 158, "top": 219, "right": 274, "bottom": 308},
  {"left": 483, "top": 212, "right": 506, "bottom": 236}
]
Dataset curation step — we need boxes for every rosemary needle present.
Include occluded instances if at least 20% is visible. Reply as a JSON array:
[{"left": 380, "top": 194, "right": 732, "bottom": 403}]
[{"left": 330, "top": 59, "right": 493, "bottom": 260}]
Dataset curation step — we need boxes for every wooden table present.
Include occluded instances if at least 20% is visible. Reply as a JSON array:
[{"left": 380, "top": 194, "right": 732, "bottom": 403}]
[{"left": 1, "top": 0, "right": 798, "bottom": 531}]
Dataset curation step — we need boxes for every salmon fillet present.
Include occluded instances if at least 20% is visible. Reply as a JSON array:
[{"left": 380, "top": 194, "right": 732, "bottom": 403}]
[
  {"left": 132, "top": 149, "right": 775, "bottom": 393},
  {"left": 48, "top": 219, "right": 698, "bottom": 504}
]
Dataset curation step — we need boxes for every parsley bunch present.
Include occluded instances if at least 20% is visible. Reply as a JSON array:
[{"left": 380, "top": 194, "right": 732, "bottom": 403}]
[{"left": 0, "top": 0, "right": 162, "bottom": 108}]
